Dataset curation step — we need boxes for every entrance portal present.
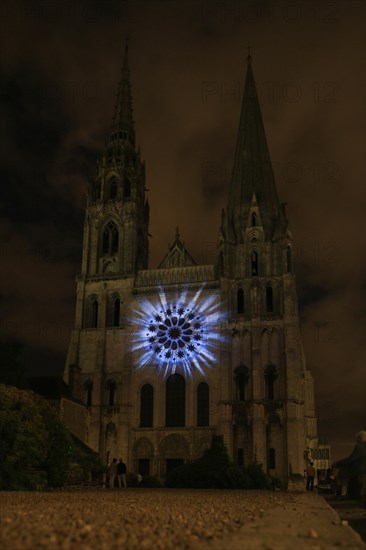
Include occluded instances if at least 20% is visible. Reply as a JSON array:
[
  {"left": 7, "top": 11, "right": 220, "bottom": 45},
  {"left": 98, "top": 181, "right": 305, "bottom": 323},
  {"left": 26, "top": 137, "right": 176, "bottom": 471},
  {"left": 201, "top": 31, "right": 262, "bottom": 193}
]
[{"left": 166, "top": 459, "right": 184, "bottom": 475}]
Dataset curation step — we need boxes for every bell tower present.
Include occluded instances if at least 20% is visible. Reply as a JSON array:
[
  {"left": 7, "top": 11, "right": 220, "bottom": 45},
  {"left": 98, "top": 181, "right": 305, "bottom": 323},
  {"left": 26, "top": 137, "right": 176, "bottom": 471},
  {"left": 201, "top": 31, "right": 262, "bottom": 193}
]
[
  {"left": 64, "top": 44, "right": 150, "bottom": 456},
  {"left": 218, "top": 53, "right": 317, "bottom": 480},
  {"left": 82, "top": 40, "right": 149, "bottom": 278}
]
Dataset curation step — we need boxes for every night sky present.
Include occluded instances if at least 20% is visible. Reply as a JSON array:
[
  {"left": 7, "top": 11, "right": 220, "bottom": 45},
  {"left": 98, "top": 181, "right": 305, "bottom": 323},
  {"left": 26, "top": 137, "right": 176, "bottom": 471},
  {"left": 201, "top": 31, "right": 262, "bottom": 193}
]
[{"left": 1, "top": 0, "right": 365, "bottom": 461}]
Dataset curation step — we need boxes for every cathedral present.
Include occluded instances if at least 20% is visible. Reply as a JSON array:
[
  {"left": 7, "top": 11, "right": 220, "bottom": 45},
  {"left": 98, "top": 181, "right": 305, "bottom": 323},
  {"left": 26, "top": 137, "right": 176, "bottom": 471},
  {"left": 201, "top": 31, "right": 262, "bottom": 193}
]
[{"left": 64, "top": 44, "right": 318, "bottom": 484}]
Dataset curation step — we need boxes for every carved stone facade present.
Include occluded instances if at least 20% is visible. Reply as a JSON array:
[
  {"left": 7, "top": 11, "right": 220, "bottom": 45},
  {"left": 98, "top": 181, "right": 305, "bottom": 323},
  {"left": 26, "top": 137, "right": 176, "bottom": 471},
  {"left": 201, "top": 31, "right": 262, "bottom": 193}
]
[{"left": 64, "top": 47, "right": 317, "bottom": 483}]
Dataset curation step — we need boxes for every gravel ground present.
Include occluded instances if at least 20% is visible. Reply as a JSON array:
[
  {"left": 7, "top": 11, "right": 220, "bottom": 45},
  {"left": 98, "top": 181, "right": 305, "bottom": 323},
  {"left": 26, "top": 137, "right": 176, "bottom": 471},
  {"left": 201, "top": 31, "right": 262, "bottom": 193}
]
[
  {"left": 0, "top": 489, "right": 365, "bottom": 550},
  {"left": 324, "top": 495, "right": 366, "bottom": 543}
]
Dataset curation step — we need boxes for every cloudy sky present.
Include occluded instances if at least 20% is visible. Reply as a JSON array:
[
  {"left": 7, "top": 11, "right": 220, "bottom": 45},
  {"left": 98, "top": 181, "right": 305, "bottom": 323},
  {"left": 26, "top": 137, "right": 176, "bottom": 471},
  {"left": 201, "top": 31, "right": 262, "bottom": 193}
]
[{"left": 0, "top": 0, "right": 365, "bottom": 460}]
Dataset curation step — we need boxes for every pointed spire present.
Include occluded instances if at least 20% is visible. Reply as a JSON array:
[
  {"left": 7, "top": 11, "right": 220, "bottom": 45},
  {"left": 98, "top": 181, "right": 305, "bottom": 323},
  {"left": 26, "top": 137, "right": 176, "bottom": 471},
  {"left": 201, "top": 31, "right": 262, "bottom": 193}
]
[
  {"left": 175, "top": 226, "right": 180, "bottom": 241},
  {"left": 110, "top": 37, "right": 135, "bottom": 145},
  {"left": 227, "top": 53, "right": 282, "bottom": 238}
]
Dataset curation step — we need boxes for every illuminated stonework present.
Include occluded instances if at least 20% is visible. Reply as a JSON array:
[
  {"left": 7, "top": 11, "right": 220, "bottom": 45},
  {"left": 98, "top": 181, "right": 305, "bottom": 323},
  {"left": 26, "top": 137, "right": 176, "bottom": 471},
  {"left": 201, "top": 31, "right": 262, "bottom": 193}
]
[{"left": 130, "top": 287, "right": 224, "bottom": 377}]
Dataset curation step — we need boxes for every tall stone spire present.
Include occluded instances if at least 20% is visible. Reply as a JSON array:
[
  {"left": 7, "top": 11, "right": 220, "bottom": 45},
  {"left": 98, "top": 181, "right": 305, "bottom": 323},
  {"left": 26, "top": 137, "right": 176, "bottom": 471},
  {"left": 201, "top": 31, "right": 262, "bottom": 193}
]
[
  {"left": 228, "top": 55, "right": 282, "bottom": 239},
  {"left": 86, "top": 39, "right": 149, "bottom": 274},
  {"left": 110, "top": 38, "right": 135, "bottom": 146}
]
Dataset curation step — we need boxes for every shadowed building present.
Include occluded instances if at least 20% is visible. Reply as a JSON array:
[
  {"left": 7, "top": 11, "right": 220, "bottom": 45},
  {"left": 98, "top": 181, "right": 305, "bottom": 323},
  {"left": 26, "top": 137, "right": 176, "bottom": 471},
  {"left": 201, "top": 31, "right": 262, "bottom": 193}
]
[{"left": 64, "top": 44, "right": 317, "bottom": 484}]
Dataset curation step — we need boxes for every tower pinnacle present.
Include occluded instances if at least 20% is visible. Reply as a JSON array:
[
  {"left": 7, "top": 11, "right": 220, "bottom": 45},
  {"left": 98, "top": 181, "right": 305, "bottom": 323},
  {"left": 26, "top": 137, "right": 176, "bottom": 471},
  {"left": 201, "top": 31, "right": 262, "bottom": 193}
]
[
  {"left": 110, "top": 37, "right": 135, "bottom": 146},
  {"left": 227, "top": 53, "right": 282, "bottom": 239}
]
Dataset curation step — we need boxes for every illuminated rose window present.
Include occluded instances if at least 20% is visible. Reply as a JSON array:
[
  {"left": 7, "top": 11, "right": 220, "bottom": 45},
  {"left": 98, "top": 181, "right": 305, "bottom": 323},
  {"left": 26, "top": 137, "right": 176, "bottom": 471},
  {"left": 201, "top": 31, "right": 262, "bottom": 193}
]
[
  {"left": 148, "top": 306, "right": 202, "bottom": 362},
  {"left": 130, "top": 288, "right": 225, "bottom": 377}
]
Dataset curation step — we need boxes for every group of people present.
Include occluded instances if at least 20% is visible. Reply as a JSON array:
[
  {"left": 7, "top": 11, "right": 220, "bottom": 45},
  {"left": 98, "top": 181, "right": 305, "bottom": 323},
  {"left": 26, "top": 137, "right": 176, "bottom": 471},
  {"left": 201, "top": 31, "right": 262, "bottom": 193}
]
[{"left": 108, "top": 458, "right": 127, "bottom": 489}]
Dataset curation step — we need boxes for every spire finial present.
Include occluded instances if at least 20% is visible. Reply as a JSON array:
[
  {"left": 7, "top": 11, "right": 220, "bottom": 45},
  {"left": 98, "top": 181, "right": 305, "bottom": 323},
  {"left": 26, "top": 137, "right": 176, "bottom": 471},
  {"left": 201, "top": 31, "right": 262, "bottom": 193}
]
[
  {"left": 175, "top": 226, "right": 180, "bottom": 240},
  {"left": 122, "top": 36, "right": 129, "bottom": 70},
  {"left": 247, "top": 42, "right": 252, "bottom": 63},
  {"left": 109, "top": 36, "right": 135, "bottom": 143}
]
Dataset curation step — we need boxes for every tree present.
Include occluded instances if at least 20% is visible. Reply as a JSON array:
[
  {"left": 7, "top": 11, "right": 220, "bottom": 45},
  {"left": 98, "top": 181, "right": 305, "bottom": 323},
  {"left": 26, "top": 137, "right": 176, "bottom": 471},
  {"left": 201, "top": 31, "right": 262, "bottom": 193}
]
[
  {"left": 41, "top": 413, "right": 74, "bottom": 487},
  {"left": 0, "top": 385, "right": 48, "bottom": 489},
  {"left": 0, "top": 384, "right": 75, "bottom": 489}
]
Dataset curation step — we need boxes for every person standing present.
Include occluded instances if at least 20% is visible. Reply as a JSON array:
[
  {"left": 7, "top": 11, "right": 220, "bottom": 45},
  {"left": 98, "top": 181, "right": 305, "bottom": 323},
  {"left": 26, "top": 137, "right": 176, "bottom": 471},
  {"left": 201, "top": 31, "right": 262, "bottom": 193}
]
[
  {"left": 117, "top": 458, "right": 127, "bottom": 489},
  {"left": 306, "top": 462, "right": 316, "bottom": 490},
  {"left": 109, "top": 458, "right": 118, "bottom": 488}
]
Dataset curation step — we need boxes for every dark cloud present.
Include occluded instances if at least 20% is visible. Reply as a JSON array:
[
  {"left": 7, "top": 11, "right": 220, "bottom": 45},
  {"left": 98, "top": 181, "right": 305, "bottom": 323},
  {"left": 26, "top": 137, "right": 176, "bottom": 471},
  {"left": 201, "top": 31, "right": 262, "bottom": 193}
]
[
  {"left": 297, "top": 283, "right": 329, "bottom": 309},
  {"left": 0, "top": 63, "right": 81, "bottom": 231},
  {"left": 21, "top": 343, "right": 65, "bottom": 378},
  {"left": 0, "top": 64, "right": 69, "bottom": 162}
]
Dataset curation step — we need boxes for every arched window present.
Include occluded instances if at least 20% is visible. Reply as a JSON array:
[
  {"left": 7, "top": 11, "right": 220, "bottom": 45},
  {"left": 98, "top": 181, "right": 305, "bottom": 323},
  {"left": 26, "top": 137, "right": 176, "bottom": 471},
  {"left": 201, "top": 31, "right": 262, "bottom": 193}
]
[
  {"left": 251, "top": 212, "right": 256, "bottom": 227},
  {"left": 124, "top": 176, "right": 131, "bottom": 198},
  {"left": 219, "top": 251, "right": 224, "bottom": 275},
  {"left": 106, "top": 421, "right": 116, "bottom": 435},
  {"left": 265, "top": 365, "right": 277, "bottom": 400},
  {"left": 197, "top": 382, "right": 209, "bottom": 426},
  {"left": 91, "top": 300, "right": 98, "bottom": 328},
  {"left": 235, "top": 365, "right": 249, "bottom": 401},
  {"left": 286, "top": 246, "right": 292, "bottom": 273},
  {"left": 269, "top": 448, "right": 276, "bottom": 469},
  {"left": 84, "top": 381, "right": 93, "bottom": 407},
  {"left": 140, "top": 384, "right": 153, "bottom": 427},
  {"left": 93, "top": 181, "right": 101, "bottom": 201},
  {"left": 102, "top": 230, "right": 109, "bottom": 254},
  {"left": 166, "top": 373, "right": 185, "bottom": 427},
  {"left": 107, "top": 295, "right": 122, "bottom": 328},
  {"left": 237, "top": 448, "right": 244, "bottom": 466},
  {"left": 108, "top": 177, "right": 118, "bottom": 200},
  {"left": 237, "top": 288, "right": 244, "bottom": 314},
  {"left": 111, "top": 229, "right": 119, "bottom": 254},
  {"left": 251, "top": 251, "right": 258, "bottom": 276},
  {"left": 113, "top": 298, "right": 120, "bottom": 327},
  {"left": 102, "top": 221, "right": 119, "bottom": 256},
  {"left": 84, "top": 295, "right": 99, "bottom": 328},
  {"left": 105, "top": 422, "right": 116, "bottom": 458},
  {"left": 266, "top": 285, "right": 273, "bottom": 313},
  {"left": 107, "top": 381, "right": 116, "bottom": 406}
]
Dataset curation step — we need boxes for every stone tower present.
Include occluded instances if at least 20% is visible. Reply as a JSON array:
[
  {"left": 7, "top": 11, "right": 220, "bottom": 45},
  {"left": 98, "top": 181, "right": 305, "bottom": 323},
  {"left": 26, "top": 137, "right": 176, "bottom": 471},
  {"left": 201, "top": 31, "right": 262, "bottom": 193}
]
[
  {"left": 217, "top": 53, "right": 317, "bottom": 478},
  {"left": 64, "top": 48, "right": 317, "bottom": 484},
  {"left": 84, "top": 41, "right": 149, "bottom": 279}
]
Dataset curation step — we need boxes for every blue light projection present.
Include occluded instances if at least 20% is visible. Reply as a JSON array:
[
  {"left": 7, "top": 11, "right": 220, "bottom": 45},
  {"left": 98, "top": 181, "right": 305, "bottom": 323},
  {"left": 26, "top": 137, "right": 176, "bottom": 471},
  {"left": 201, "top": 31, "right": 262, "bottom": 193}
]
[{"left": 130, "top": 287, "right": 225, "bottom": 377}]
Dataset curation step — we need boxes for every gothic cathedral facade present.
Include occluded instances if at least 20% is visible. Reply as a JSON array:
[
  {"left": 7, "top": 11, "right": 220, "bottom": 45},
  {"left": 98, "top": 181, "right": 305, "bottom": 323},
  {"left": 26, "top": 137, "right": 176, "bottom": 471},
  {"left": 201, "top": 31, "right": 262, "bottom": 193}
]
[{"left": 64, "top": 46, "right": 317, "bottom": 483}]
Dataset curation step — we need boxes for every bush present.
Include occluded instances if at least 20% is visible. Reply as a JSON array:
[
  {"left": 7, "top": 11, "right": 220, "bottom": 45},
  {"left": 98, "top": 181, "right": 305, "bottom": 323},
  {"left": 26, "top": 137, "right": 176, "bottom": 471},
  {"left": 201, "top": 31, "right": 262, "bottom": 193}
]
[
  {"left": 244, "top": 463, "right": 272, "bottom": 489},
  {"left": 140, "top": 475, "right": 163, "bottom": 488},
  {"left": 224, "top": 464, "right": 250, "bottom": 489},
  {"left": 73, "top": 446, "right": 104, "bottom": 481},
  {"left": 166, "top": 436, "right": 275, "bottom": 490},
  {"left": 27, "top": 469, "right": 48, "bottom": 491},
  {"left": 126, "top": 472, "right": 139, "bottom": 487},
  {"left": 166, "top": 463, "right": 198, "bottom": 488},
  {"left": 0, "top": 384, "right": 102, "bottom": 490},
  {"left": 0, "top": 385, "right": 49, "bottom": 490},
  {"left": 124, "top": 473, "right": 163, "bottom": 488},
  {"left": 65, "top": 463, "right": 85, "bottom": 483},
  {"left": 41, "top": 413, "right": 74, "bottom": 487},
  {"left": 269, "top": 475, "right": 286, "bottom": 491}
]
